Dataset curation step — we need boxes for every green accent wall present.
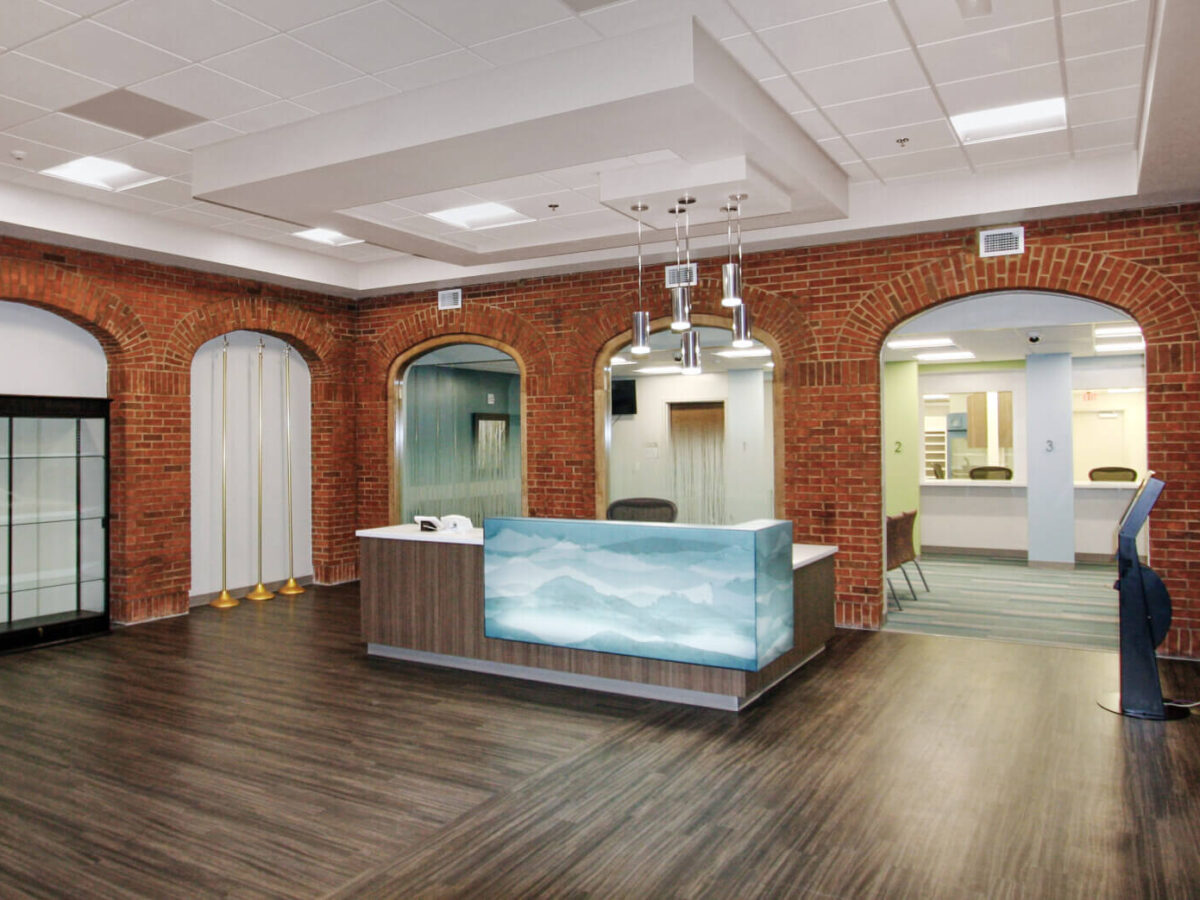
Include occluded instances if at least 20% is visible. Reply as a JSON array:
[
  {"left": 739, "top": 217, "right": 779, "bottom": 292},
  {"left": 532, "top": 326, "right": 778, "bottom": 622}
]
[{"left": 883, "top": 361, "right": 921, "bottom": 551}]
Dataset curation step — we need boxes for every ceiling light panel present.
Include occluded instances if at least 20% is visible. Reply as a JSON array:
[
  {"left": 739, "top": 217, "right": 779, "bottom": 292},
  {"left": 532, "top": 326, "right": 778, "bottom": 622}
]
[
  {"left": 1094, "top": 340, "right": 1145, "bottom": 353},
  {"left": 293, "top": 227, "right": 363, "bottom": 246},
  {"left": 427, "top": 202, "right": 533, "bottom": 230},
  {"left": 951, "top": 97, "right": 1067, "bottom": 144},
  {"left": 1094, "top": 324, "right": 1142, "bottom": 338},
  {"left": 886, "top": 336, "right": 955, "bottom": 349},
  {"left": 40, "top": 156, "right": 165, "bottom": 191},
  {"left": 915, "top": 350, "right": 976, "bottom": 361}
]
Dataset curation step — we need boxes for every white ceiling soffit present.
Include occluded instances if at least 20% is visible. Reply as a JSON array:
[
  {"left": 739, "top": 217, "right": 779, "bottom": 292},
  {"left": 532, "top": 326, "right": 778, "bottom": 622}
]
[
  {"left": 1137, "top": 0, "right": 1200, "bottom": 197},
  {"left": 193, "top": 19, "right": 848, "bottom": 266}
]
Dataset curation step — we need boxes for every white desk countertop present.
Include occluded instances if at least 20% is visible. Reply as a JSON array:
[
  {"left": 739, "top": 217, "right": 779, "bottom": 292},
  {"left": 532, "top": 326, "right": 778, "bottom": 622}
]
[{"left": 358, "top": 523, "right": 837, "bottom": 569}]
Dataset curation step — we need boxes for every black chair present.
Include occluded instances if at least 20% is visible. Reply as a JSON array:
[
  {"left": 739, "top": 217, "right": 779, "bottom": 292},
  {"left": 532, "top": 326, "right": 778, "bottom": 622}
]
[
  {"left": 1089, "top": 466, "right": 1138, "bottom": 482},
  {"left": 969, "top": 466, "right": 1013, "bottom": 480},
  {"left": 886, "top": 510, "right": 928, "bottom": 610},
  {"left": 606, "top": 497, "right": 677, "bottom": 522}
]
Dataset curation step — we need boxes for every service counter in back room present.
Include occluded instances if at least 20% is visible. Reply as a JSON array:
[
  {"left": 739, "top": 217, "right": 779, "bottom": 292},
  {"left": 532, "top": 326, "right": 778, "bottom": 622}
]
[
  {"left": 919, "top": 481, "right": 1145, "bottom": 561},
  {"left": 357, "top": 519, "right": 836, "bottom": 710}
]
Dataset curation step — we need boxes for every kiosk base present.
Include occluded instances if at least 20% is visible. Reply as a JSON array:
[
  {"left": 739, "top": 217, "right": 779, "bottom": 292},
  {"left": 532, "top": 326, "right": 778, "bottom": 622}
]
[{"left": 1097, "top": 692, "right": 1191, "bottom": 720}]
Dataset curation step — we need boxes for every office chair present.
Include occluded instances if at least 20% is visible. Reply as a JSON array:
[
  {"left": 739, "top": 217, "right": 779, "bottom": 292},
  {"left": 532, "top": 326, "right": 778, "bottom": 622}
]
[
  {"left": 886, "top": 510, "right": 928, "bottom": 610},
  {"left": 606, "top": 497, "right": 678, "bottom": 522},
  {"left": 969, "top": 466, "right": 1013, "bottom": 480},
  {"left": 1089, "top": 466, "right": 1138, "bottom": 482}
]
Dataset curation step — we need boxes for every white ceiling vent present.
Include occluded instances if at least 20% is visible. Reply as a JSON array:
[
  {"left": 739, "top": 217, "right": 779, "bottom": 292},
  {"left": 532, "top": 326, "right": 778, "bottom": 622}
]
[
  {"left": 979, "top": 226, "right": 1025, "bottom": 257},
  {"left": 437, "top": 288, "right": 462, "bottom": 310},
  {"left": 664, "top": 263, "right": 698, "bottom": 288}
]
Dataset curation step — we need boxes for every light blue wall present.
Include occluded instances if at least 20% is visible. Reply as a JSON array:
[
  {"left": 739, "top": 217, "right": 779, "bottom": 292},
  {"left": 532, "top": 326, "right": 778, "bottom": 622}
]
[{"left": 1026, "top": 354, "right": 1075, "bottom": 564}]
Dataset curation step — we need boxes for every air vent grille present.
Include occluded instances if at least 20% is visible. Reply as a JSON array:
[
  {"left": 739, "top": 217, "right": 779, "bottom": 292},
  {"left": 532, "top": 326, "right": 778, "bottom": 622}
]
[
  {"left": 664, "top": 263, "right": 698, "bottom": 288},
  {"left": 437, "top": 289, "right": 462, "bottom": 310},
  {"left": 979, "top": 226, "right": 1025, "bottom": 257}
]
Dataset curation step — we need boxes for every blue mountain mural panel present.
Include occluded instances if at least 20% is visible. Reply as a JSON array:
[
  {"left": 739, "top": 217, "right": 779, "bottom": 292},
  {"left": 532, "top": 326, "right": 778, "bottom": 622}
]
[{"left": 483, "top": 517, "right": 793, "bottom": 671}]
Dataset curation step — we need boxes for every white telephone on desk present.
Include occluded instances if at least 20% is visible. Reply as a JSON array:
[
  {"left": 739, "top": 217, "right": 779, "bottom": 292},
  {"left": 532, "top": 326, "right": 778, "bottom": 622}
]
[{"left": 414, "top": 515, "right": 474, "bottom": 533}]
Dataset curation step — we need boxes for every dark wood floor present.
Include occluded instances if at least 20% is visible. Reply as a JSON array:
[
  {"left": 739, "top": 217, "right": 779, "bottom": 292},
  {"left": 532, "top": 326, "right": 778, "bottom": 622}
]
[{"left": 1, "top": 585, "right": 1198, "bottom": 899}]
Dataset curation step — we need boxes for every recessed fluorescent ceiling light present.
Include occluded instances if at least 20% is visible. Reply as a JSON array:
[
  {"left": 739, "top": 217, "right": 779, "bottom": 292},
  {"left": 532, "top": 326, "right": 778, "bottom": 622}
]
[
  {"left": 1106, "top": 387, "right": 1143, "bottom": 393},
  {"left": 886, "top": 336, "right": 955, "bottom": 350},
  {"left": 636, "top": 365, "right": 683, "bottom": 375},
  {"left": 293, "top": 227, "right": 363, "bottom": 246},
  {"left": 40, "top": 156, "right": 164, "bottom": 192},
  {"left": 916, "top": 350, "right": 976, "bottom": 361},
  {"left": 1094, "top": 324, "right": 1142, "bottom": 338},
  {"left": 923, "top": 394, "right": 950, "bottom": 401},
  {"left": 1095, "top": 340, "right": 1145, "bottom": 353},
  {"left": 610, "top": 356, "right": 635, "bottom": 366},
  {"left": 951, "top": 97, "right": 1066, "bottom": 144},
  {"left": 715, "top": 347, "right": 771, "bottom": 358},
  {"left": 428, "top": 202, "right": 533, "bottom": 230}
]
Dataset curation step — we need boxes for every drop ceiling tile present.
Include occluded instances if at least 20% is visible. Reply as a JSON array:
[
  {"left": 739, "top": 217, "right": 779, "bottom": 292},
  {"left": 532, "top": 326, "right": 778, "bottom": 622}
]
[
  {"left": 759, "top": 3, "right": 908, "bottom": 73},
  {"left": 8, "top": 112, "right": 136, "bottom": 155},
  {"left": 375, "top": 50, "right": 493, "bottom": 91},
  {"left": 849, "top": 118, "right": 958, "bottom": 160},
  {"left": 38, "top": 0, "right": 123, "bottom": 15},
  {"left": 582, "top": 0, "right": 748, "bottom": 40},
  {"left": 220, "top": 100, "right": 315, "bottom": 132},
  {"left": 106, "top": 138, "right": 192, "bottom": 176},
  {"left": 965, "top": 128, "right": 1069, "bottom": 167},
  {"left": 1066, "top": 46, "right": 1143, "bottom": 95},
  {"left": 1069, "top": 85, "right": 1139, "bottom": 127},
  {"left": 506, "top": 189, "right": 603, "bottom": 219},
  {"left": 817, "top": 137, "right": 859, "bottom": 165},
  {"left": 0, "top": 132, "right": 76, "bottom": 172},
  {"left": 1072, "top": 117, "right": 1136, "bottom": 151},
  {"left": 919, "top": 18, "right": 1058, "bottom": 84},
  {"left": 1062, "top": 0, "right": 1148, "bottom": 59},
  {"left": 823, "top": 87, "right": 943, "bottom": 135},
  {"left": 293, "top": 2, "right": 458, "bottom": 74},
  {"left": 216, "top": 0, "right": 374, "bottom": 31},
  {"left": 133, "top": 65, "right": 278, "bottom": 119},
  {"left": 541, "top": 156, "right": 636, "bottom": 190},
  {"left": 869, "top": 145, "right": 968, "bottom": 179},
  {"left": 720, "top": 34, "right": 784, "bottom": 81},
  {"left": 155, "top": 120, "right": 243, "bottom": 150},
  {"left": 630, "top": 149, "right": 679, "bottom": 165},
  {"left": 795, "top": 49, "right": 927, "bottom": 107},
  {"left": 0, "top": 94, "right": 48, "bottom": 130},
  {"left": 124, "top": 175, "right": 194, "bottom": 205},
  {"left": 937, "top": 63, "right": 1062, "bottom": 117},
  {"left": 215, "top": 219, "right": 287, "bottom": 240},
  {"left": 839, "top": 159, "right": 875, "bottom": 182},
  {"left": 384, "top": 214, "right": 463, "bottom": 237},
  {"left": 893, "top": 0, "right": 1053, "bottom": 45},
  {"left": 0, "top": 0, "right": 79, "bottom": 50},
  {"left": 154, "top": 205, "right": 238, "bottom": 227},
  {"left": 0, "top": 53, "right": 112, "bottom": 110},
  {"left": 292, "top": 76, "right": 396, "bottom": 113},
  {"left": 22, "top": 20, "right": 187, "bottom": 86},
  {"left": 466, "top": 173, "right": 565, "bottom": 202},
  {"left": 96, "top": 0, "right": 274, "bottom": 63},
  {"left": 395, "top": 0, "right": 570, "bottom": 46},
  {"left": 389, "top": 188, "right": 488, "bottom": 215},
  {"left": 338, "top": 243, "right": 406, "bottom": 262},
  {"left": 470, "top": 17, "right": 599, "bottom": 67},
  {"left": 791, "top": 109, "right": 841, "bottom": 142},
  {"left": 1060, "top": 0, "right": 1130, "bottom": 11},
  {"left": 728, "top": 0, "right": 882, "bottom": 31},
  {"left": 205, "top": 35, "right": 362, "bottom": 98},
  {"left": 757, "top": 76, "right": 812, "bottom": 115}
]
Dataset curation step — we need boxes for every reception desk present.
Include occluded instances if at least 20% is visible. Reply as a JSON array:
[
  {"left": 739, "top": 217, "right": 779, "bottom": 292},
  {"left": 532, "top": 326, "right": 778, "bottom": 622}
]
[{"left": 358, "top": 519, "right": 836, "bottom": 710}]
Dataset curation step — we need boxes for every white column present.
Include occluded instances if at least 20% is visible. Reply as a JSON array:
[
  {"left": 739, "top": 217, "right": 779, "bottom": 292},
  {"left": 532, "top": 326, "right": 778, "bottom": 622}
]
[{"left": 1026, "top": 353, "right": 1075, "bottom": 565}]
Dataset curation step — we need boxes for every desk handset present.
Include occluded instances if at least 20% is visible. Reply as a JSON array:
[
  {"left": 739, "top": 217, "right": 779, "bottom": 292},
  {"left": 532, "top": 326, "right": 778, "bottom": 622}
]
[{"left": 415, "top": 514, "right": 474, "bottom": 533}]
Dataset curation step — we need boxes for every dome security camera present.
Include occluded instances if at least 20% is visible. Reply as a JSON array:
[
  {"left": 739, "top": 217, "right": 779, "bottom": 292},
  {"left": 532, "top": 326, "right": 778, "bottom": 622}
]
[{"left": 1027, "top": 331, "right": 1041, "bottom": 344}]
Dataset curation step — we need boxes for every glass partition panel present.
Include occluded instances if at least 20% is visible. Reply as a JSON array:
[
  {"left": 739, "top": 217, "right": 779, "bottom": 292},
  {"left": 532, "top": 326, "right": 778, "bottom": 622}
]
[
  {"left": 80, "top": 456, "right": 105, "bottom": 520},
  {"left": 922, "top": 391, "right": 1014, "bottom": 479}
]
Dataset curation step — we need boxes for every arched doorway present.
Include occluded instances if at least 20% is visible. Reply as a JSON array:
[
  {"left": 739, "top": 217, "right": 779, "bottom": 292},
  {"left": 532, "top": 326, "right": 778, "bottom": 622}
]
[
  {"left": 390, "top": 340, "right": 525, "bottom": 526},
  {"left": 596, "top": 317, "right": 782, "bottom": 525},
  {"left": 190, "top": 331, "right": 313, "bottom": 601},
  {"left": 879, "top": 290, "right": 1146, "bottom": 648}
]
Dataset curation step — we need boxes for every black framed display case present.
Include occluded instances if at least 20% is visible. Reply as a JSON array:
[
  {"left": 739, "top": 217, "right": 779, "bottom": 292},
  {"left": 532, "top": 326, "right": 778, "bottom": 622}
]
[{"left": 0, "top": 395, "right": 110, "bottom": 653}]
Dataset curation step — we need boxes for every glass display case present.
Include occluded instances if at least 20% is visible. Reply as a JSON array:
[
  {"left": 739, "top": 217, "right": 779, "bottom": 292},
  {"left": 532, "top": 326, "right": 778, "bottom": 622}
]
[{"left": 1, "top": 395, "right": 110, "bottom": 652}]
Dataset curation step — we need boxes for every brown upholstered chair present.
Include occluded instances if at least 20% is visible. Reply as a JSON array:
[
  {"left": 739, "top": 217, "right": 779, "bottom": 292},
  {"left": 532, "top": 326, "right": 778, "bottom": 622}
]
[
  {"left": 969, "top": 466, "right": 1013, "bottom": 480},
  {"left": 1089, "top": 466, "right": 1138, "bottom": 482},
  {"left": 606, "top": 497, "right": 678, "bottom": 522},
  {"left": 886, "top": 510, "right": 928, "bottom": 610}
]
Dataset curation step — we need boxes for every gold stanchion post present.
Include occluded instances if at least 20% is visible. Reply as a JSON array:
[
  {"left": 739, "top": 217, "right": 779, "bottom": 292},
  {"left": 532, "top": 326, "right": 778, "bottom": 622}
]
[
  {"left": 278, "top": 345, "right": 304, "bottom": 596},
  {"left": 246, "top": 337, "right": 274, "bottom": 601},
  {"left": 211, "top": 335, "right": 240, "bottom": 608}
]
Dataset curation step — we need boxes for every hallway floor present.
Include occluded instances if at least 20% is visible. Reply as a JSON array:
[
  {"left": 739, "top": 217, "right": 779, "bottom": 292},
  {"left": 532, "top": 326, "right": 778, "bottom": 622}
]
[{"left": 882, "top": 553, "right": 1119, "bottom": 650}]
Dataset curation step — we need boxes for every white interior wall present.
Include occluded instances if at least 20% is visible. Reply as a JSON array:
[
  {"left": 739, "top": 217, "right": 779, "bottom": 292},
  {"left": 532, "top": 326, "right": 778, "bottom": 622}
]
[
  {"left": 609, "top": 370, "right": 773, "bottom": 523},
  {"left": 0, "top": 302, "right": 107, "bottom": 397},
  {"left": 190, "top": 331, "right": 312, "bottom": 597}
]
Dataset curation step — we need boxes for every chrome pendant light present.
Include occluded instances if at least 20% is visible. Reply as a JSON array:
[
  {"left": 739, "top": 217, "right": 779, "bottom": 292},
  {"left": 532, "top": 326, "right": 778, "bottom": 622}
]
[
  {"left": 630, "top": 202, "right": 651, "bottom": 355},
  {"left": 721, "top": 193, "right": 746, "bottom": 308},
  {"left": 669, "top": 203, "right": 692, "bottom": 333},
  {"left": 681, "top": 329, "right": 702, "bottom": 375},
  {"left": 731, "top": 302, "right": 753, "bottom": 348}
]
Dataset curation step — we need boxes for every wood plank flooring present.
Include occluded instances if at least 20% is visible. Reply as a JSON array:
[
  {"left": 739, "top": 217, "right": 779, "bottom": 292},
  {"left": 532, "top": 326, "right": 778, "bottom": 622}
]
[{"left": 0, "top": 583, "right": 1197, "bottom": 898}]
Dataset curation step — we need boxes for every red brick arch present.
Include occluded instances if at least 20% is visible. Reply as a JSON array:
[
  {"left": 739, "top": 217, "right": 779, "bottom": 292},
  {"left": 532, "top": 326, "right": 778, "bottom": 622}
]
[{"left": 820, "top": 246, "right": 1200, "bottom": 653}]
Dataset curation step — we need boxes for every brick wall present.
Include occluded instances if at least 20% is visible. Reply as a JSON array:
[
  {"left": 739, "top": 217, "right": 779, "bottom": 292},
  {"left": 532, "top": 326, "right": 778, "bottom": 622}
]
[{"left": 3, "top": 203, "right": 1198, "bottom": 656}]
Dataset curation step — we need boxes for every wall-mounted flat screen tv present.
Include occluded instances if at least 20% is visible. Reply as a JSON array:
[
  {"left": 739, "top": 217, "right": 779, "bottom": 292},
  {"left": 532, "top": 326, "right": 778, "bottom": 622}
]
[{"left": 612, "top": 379, "right": 636, "bottom": 416}]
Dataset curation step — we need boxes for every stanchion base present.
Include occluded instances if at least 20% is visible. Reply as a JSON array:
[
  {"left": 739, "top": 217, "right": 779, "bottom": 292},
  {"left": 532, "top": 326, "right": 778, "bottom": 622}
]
[
  {"left": 1097, "top": 692, "right": 1191, "bottom": 720},
  {"left": 246, "top": 583, "right": 275, "bottom": 601},
  {"left": 277, "top": 577, "right": 305, "bottom": 596},
  {"left": 210, "top": 589, "right": 240, "bottom": 609}
]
